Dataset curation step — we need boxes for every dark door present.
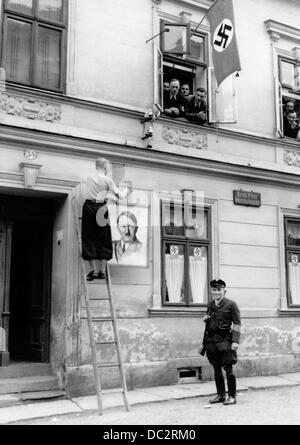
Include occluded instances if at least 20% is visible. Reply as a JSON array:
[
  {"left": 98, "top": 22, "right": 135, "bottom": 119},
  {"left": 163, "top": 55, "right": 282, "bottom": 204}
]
[
  {"left": 9, "top": 220, "right": 52, "bottom": 362},
  {"left": 0, "top": 220, "right": 12, "bottom": 365},
  {"left": 0, "top": 195, "right": 54, "bottom": 363}
]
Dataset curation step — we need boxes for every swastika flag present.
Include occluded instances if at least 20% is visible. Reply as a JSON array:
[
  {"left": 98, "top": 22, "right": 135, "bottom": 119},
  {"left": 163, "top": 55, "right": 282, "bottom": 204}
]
[{"left": 207, "top": 0, "right": 241, "bottom": 87}]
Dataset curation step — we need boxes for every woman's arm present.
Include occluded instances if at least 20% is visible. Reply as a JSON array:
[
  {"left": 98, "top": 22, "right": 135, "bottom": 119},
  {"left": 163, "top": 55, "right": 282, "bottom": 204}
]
[{"left": 107, "top": 177, "right": 128, "bottom": 200}]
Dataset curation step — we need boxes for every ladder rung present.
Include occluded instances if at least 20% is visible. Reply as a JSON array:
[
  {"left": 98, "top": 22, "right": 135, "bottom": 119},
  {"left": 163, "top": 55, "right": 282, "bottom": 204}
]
[
  {"left": 91, "top": 317, "right": 113, "bottom": 322},
  {"left": 97, "top": 363, "right": 120, "bottom": 368},
  {"left": 95, "top": 340, "right": 117, "bottom": 345},
  {"left": 89, "top": 297, "right": 111, "bottom": 301},
  {"left": 103, "top": 388, "right": 125, "bottom": 395}
]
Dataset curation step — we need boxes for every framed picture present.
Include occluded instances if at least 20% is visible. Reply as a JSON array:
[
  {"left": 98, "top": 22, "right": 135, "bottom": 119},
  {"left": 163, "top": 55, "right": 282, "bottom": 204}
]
[{"left": 108, "top": 195, "right": 149, "bottom": 267}]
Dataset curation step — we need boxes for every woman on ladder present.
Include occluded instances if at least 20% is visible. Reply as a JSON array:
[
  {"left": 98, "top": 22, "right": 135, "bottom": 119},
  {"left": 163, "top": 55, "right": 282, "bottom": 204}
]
[{"left": 82, "top": 157, "right": 128, "bottom": 281}]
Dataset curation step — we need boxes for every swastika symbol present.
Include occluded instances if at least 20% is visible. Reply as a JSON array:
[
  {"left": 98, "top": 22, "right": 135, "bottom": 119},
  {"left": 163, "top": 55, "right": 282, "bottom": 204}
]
[
  {"left": 213, "top": 19, "right": 234, "bottom": 53},
  {"left": 292, "top": 254, "right": 298, "bottom": 264},
  {"left": 170, "top": 245, "right": 179, "bottom": 256},
  {"left": 194, "top": 248, "right": 202, "bottom": 257}
]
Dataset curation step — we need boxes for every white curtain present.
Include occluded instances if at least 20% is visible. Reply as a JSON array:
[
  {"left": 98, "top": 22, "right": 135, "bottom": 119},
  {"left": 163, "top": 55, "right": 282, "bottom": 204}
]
[
  {"left": 189, "top": 255, "right": 207, "bottom": 303},
  {"left": 165, "top": 254, "right": 184, "bottom": 303},
  {"left": 36, "top": 27, "right": 61, "bottom": 89},
  {"left": 289, "top": 262, "right": 300, "bottom": 304}
]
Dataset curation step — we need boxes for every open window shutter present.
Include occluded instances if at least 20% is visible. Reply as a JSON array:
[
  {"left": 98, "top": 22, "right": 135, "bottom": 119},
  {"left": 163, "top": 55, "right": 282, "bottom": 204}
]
[
  {"left": 208, "top": 67, "right": 237, "bottom": 123},
  {"left": 295, "top": 64, "right": 300, "bottom": 92},
  {"left": 274, "top": 76, "right": 283, "bottom": 137},
  {"left": 154, "top": 46, "right": 163, "bottom": 109}
]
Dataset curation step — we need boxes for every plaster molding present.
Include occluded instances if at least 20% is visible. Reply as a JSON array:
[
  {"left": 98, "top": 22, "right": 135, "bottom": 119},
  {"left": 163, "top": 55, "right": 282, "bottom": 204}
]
[
  {"left": 265, "top": 19, "right": 300, "bottom": 43},
  {"left": 283, "top": 148, "right": 300, "bottom": 168},
  {"left": 155, "top": 8, "right": 210, "bottom": 32},
  {"left": 2, "top": 124, "right": 300, "bottom": 189},
  {"left": 0, "top": 170, "right": 80, "bottom": 194},
  {"left": 162, "top": 126, "right": 208, "bottom": 150},
  {"left": 169, "top": 0, "right": 212, "bottom": 11},
  {"left": 0, "top": 92, "right": 61, "bottom": 122}
]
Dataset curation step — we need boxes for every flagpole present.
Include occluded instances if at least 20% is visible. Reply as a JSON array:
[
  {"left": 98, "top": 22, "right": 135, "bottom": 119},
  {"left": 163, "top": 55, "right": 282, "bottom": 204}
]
[{"left": 191, "top": 0, "right": 217, "bottom": 36}]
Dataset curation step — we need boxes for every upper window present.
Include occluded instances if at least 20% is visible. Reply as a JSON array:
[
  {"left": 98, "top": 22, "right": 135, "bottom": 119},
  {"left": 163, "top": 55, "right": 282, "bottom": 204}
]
[
  {"left": 159, "top": 20, "right": 208, "bottom": 121},
  {"left": 278, "top": 57, "right": 300, "bottom": 140},
  {"left": 161, "top": 200, "right": 211, "bottom": 306},
  {"left": 155, "top": 18, "right": 237, "bottom": 125},
  {"left": 285, "top": 217, "right": 300, "bottom": 307},
  {"left": 1, "top": 0, "right": 68, "bottom": 92}
]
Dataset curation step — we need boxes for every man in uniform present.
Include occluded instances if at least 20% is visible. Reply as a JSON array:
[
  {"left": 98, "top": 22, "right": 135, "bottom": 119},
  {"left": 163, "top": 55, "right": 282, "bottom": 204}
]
[{"left": 201, "top": 279, "right": 241, "bottom": 405}]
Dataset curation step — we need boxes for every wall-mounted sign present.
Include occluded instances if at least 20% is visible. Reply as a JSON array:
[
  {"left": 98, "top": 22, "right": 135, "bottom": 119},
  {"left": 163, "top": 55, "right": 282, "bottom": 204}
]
[{"left": 233, "top": 190, "right": 261, "bottom": 207}]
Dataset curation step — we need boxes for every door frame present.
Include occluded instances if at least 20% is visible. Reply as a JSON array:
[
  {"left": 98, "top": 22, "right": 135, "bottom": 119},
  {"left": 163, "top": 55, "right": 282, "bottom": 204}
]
[
  {"left": 0, "top": 220, "right": 12, "bottom": 366},
  {"left": 0, "top": 172, "right": 81, "bottom": 372}
]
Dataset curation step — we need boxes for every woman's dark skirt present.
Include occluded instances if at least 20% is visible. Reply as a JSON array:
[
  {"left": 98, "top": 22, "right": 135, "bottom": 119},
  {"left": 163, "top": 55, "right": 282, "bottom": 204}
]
[{"left": 81, "top": 200, "right": 112, "bottom": 261}]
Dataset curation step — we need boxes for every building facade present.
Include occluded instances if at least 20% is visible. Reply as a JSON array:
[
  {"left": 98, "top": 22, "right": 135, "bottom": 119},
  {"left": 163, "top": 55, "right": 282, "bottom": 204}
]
[{"left": 1, "top": 0, "right": 300, "bottom": 397}]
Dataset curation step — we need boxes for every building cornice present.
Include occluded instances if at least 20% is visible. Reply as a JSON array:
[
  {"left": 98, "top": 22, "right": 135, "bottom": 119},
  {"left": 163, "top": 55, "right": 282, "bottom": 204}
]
[
  {"left": 4, "top": 84, "right": 300, "bottom": 151},
  {"left": 265, "top": 19, "right": 300, "bottom": 42},
  {"left": 160, "top": 0, "right": 212, "bottom": 12},
  {"left": 1, "top": 124, "right": 300, "bottom": 189},
  {"left": 5, "top": 84, "right": 143, "bottom": 119}
]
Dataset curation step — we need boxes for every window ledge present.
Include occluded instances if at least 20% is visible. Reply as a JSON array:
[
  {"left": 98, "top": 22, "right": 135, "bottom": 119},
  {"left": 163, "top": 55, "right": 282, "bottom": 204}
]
[
  {"left": 278, "top": 309, "right": 300, "bottom": 317},
  {"left": 149, "top": 308, "right": 206, "bottom": 317}
]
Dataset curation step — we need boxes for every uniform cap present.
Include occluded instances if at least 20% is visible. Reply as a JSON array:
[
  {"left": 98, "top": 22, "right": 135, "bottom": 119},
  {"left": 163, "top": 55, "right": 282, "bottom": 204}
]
[{"left": 210, "top": 279, "right": 226, "bottom": 289}]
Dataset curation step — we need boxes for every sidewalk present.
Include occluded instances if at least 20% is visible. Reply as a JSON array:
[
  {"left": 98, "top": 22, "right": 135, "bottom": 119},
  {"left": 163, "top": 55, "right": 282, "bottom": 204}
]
[{"left": 1, "top": 372, "right": 300, "bottom": 424}]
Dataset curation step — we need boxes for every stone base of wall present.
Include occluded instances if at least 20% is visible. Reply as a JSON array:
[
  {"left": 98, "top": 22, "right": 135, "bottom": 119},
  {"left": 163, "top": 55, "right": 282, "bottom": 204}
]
[{"left": 65, "top": 353, "right": 300, "bottom": 398}]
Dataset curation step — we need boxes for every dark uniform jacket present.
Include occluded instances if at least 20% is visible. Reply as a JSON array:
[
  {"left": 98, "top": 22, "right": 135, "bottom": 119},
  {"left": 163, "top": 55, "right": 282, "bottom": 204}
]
[
  {"left": 205, "top": 297, "right": 241, "bottom": 344},
  {"left": 163, "top": 91, "right": 185, "bottom": 114}
]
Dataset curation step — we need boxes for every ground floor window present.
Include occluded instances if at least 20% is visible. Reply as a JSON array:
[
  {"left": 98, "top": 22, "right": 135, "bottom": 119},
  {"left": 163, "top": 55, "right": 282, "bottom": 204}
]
[
  {"left": 161, "top": 200, "right": 211, "bottom": 306},
  {"left": 285, "top": 217, "right": 300, "bottom": 306}
]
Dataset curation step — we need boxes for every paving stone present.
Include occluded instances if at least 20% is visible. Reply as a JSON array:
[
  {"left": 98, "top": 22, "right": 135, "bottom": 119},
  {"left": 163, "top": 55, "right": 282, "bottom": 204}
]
[
  {"left": 1, "top": 373, "right": 300, "bottom": 424},
  {"left": 0, "top": 394, "right": 21, "bottom": 408},
  {"left": 0, "top": 400, "right": 81, "bottom": 424},
  {"left": 277, "top": 372, "right": 300, "bottom": 382},
  {"left": 238, "top": 376, "right": 299, "bottom": 389}
]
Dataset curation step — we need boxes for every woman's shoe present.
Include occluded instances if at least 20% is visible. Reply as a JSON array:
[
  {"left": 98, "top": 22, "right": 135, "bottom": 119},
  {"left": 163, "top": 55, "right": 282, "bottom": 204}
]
[
  {"left": 86, "top": 270, "right": 95, "bottom": 281},
  {"left": 97, "top": 271, "right": 107, "bottom": 280}
]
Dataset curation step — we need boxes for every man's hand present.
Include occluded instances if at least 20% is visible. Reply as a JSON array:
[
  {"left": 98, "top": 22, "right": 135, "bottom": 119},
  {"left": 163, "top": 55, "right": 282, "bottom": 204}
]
[
  {"left": 231, "top": 342, "right": 239, "bottom": 351},
  {"left": 203, "top": 315, "right": 210, "bottom": 323}
]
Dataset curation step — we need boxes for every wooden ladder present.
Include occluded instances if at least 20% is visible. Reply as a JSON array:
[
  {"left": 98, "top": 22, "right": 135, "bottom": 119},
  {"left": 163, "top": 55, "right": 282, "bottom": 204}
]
[{"left": 72, "top": 197, "right": 130, "bottom": 415}]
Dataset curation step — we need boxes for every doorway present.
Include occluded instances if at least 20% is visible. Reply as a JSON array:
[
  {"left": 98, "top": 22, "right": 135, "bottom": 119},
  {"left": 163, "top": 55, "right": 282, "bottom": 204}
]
[{"left": 0, "top": 194, "right": 55, "bottom": 364}]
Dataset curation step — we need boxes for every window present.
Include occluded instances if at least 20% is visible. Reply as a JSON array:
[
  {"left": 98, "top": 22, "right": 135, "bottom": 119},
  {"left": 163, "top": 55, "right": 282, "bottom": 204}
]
[
  {"left": 159, "top": 20, "right": 208, "bottom": 106},
  {"left": 285, "top": 217, "right": 300, "bottom": 307},
  {"left": 278, "top": 57, "right": 300, "bottom": 139},
  {"left": 161, "top": 200, "right": 211, "bottom": 306},
  {"left": 155, "top": 17, "right": 237, "bottom": 124},
  {"left": 1, "top": 0, "right": 67, "bottom": 92}
]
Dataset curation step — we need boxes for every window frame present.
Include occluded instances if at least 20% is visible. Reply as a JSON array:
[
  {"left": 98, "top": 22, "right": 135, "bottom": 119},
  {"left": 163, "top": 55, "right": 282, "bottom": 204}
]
[
  {"left": 276, "top": 55, "right": 300, "bottom": 138},
  {"left": 279, "top": 56, "right": 300, "bottom": 92},
  {"left": 1, "top": 0, "right": 68, "bottom": 93},
  {"left": 284, "top": 216, "right": 300, "bottom": 308},
  {"left": 159, "top": 17, "right": 209, "bottom": 104},
  {"left": 155, "top": 15, "right": 237, "bottom": 125},
  {"left": 161, "top": 20, "right": 191, "bottom": 55},
  {"left": 161, "top": 201, "right": 212, "bottom": 307}
]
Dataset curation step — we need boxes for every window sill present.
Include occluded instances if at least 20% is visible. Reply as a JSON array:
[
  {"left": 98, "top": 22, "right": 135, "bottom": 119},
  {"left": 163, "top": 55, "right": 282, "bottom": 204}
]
[
  {"left": 5, "top": 82, "right": 65, "bottom": 99},
  {"left": 149, "top": 307, "right": 206, "bottom": 317},
  {"left": 160, "top": 114, "right": 211, "bottom": 128},
  {"left": 278, "top": 309, "right": 300, "bottom": 317}
]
